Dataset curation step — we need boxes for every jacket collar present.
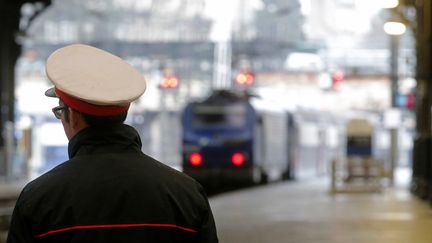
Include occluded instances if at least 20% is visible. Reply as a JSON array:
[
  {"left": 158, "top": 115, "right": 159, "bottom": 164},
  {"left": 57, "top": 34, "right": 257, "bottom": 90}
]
[{"left": 68, "top": 124, "right": 142, "bottom": 159}]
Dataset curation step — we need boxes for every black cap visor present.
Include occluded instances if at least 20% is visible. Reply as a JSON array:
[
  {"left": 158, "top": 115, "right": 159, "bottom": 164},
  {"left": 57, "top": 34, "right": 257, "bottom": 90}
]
[{"left": 45, "top": 87, "right": 58, "bottom": 98}]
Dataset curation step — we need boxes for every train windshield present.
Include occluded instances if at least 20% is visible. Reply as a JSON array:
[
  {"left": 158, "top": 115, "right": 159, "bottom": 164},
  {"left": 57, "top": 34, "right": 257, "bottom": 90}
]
[{"left": 192, "top": 103, "right": 247, "bottom": 128}]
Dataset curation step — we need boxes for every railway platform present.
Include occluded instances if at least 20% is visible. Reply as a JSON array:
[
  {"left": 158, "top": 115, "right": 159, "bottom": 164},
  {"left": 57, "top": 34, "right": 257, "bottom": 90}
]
[{"left": 211, "top": 168, "right": 432, "bottom": 243}]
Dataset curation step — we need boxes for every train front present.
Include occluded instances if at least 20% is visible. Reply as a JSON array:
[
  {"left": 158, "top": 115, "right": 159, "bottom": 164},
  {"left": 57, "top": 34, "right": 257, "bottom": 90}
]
[{"left": 181, "top": 92, "right": 256, "bottom": 185}]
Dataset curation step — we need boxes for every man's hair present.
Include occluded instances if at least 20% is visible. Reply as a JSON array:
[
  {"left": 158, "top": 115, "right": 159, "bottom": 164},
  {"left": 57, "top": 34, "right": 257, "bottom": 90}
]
[
  {"left": 63, "top": 104, "right": 127, "bottom": 126},
  {"left": 81, "top": 112, "right": 128, "bottom": 126}
]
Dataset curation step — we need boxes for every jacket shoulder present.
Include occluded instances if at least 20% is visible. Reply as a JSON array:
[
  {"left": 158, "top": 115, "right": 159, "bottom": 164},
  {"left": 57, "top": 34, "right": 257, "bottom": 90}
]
[{"left": 17, "top": 160, "right": 73, "bottom": 204}]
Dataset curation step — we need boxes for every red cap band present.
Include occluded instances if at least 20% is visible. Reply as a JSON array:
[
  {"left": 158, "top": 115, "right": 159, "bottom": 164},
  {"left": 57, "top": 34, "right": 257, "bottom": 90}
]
[{"left": 54, "top": 87, "right": 130, "bottom": 116}]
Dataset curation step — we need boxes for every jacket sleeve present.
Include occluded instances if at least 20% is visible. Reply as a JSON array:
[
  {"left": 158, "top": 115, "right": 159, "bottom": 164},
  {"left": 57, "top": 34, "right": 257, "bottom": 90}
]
[
  {"left": 196, "top": 184, "right": 219, "bottom": 243},
  {"left": 7, "top": 202, "right": 35, "bottom": 243}
]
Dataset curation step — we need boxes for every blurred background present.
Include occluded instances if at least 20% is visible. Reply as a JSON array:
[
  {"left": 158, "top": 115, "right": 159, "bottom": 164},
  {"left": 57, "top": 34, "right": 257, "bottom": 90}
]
[
  {"left": 3, "top": 0, "right": 432, "bottom": 242},
  {"left": 3, "top": 0, "right": 416, "bottom": 179}
]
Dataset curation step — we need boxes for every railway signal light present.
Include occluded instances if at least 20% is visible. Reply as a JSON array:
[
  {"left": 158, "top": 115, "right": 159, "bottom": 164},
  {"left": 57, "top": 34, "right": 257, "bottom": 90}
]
[
  {"left": 160, "top": 76, "right": 179, "bottom": 89},
  {"left": 406, "top": 94, "right": 415, "bottom": 109},
  {"left": 235, "top": 72, "right": 254, "bottom": 86},
  {"left": 331, "top": 70, "right": 344, "bottom": 91}
]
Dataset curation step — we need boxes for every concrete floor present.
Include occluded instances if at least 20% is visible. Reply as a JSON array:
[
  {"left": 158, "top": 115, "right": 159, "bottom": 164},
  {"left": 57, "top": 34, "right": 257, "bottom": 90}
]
[{"left": 210, "top": 174, "right": 432, "bottom": 243}]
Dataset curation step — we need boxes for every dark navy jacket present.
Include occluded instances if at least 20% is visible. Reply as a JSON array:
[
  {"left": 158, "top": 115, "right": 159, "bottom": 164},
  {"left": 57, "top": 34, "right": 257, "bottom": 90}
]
[{"left": 7, "top": 124, "right": 218, "bottom": 243}]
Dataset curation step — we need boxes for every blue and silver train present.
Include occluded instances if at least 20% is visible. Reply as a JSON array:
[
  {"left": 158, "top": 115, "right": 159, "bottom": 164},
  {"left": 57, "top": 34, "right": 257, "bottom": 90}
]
[{"left": 181, "top": 90, "right": 296, "bottom": 185}]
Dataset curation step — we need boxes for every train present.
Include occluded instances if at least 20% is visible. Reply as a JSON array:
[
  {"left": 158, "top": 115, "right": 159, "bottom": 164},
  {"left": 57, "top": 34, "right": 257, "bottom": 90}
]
[{"left": 181, "top": 90, "right": 298, "bottom": 185}]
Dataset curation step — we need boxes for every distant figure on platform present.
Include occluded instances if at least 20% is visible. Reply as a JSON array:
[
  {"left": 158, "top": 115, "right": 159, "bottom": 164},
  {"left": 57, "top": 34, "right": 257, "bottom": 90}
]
[{"left": 7, "top": 44, "right": 218, "bottom": 243}]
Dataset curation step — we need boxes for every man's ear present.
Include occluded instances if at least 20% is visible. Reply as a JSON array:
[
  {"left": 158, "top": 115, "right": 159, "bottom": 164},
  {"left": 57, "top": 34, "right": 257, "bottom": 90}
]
[{"left": 68, "top": 108, "right": 81, "bottom": 128}]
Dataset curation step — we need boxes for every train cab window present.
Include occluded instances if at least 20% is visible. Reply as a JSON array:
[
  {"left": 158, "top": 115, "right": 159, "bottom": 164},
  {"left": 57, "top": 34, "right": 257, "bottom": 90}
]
[{"left": 192, "top": 103, "right": 247, "bottom": 128}]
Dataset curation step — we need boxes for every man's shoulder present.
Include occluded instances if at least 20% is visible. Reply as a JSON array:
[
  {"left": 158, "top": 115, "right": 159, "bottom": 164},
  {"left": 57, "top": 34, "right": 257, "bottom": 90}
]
[
  {"left": 140, "top": 153, "right": 192, "bottom": 178},
  {"left": 19, "top": 160, "right": 72, "bottom": 201}
]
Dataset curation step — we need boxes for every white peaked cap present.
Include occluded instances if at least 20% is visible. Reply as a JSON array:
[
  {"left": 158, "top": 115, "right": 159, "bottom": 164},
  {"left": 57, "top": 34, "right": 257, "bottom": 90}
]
[{"left": 45, "top": 44, "right": 146, "bottom": 115}]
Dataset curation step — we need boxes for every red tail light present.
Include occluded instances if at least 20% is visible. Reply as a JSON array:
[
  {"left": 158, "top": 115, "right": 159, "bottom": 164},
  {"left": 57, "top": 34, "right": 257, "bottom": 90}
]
[
  {"left": 232, "top": 153, "right": 245, "bottom": 166},
  {"left": 189, "top": 153, "right": 202, "bottom": 166}
]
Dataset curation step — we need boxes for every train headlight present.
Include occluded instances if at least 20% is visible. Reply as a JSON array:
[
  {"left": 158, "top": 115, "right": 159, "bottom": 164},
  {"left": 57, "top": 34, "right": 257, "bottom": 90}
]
[
  {"left": 232, "top": 153, "right": 246, "bottom": 166},
  {"left": 189, "top": 153, "right": 203, "bottom": 166}
]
